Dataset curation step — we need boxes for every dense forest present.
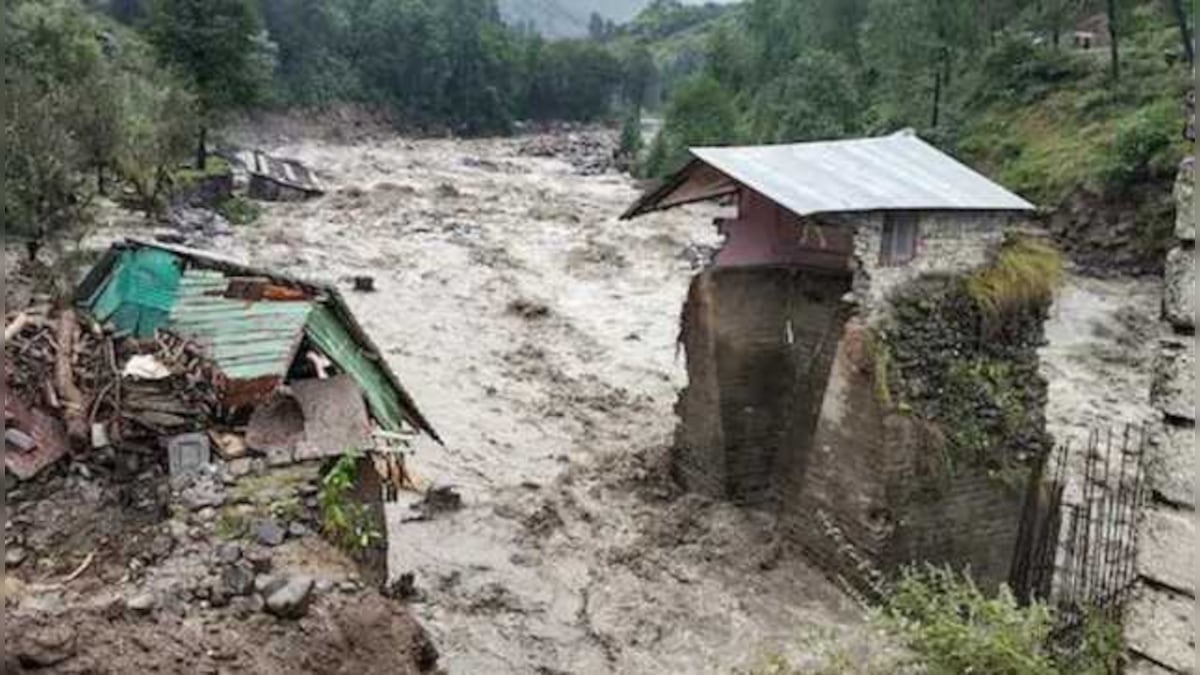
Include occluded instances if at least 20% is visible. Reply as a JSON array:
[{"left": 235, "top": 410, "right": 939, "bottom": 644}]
[
  {"left": 643, "top": 0, "right": 1192, "bottom": 210},
  {"left": 2, "top": 0, "right": 1192, "bottom": 260}
]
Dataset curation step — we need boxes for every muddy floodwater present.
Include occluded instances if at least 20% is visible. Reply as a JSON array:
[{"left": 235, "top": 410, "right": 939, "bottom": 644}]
[{"left": 181, "top": 128, "right": 873, "bottom": 674}]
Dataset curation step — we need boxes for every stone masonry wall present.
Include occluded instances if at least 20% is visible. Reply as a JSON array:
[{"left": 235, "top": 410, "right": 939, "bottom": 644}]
[
  {"left": 1125, "top": 154, "right": 1196, "bottom": 675},
  {"left": 673, "top": 266, "right": 850, "bottom": 505},
  {"left": 782, "top": 318, "right": 1029, "bottom": 593},
  {"left": 827, "top": 210, "right": 1011, "bottom": 314}
]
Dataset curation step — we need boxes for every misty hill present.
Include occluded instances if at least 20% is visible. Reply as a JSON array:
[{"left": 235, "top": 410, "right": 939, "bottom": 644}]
[{"left": 499, "top": 0, "right": 731, "bottom": 37}]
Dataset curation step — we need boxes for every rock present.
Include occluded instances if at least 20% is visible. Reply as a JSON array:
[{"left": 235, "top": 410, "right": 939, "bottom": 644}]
[
  {"left": 216, "top": 542, "right": 242, "bottom": 565},
  {"left": 17, "top": 625, "right": 77, "bottom": 668},
  {"left": 382, "top": 573, "right": 417, "bottom": 600},
  {"left": 264, "top": 575, "right": 315, "bottom": 619},
  {"left": 180, "top": 478, "right": 226, "bottom": 512},
  {"left": 1148, "top": 424, "right": 1196, "bottom": 508},
  {"left": 6, "top": 546, "right": 28, "bottom": 568},
  {"left": 252, "top": 519, "right": 285, "bottom": 547},
  {"left": 286, "top": 522, "right": 309, "bottom": 539},
  {"left": 419, "top": 486, "right": 463, "bottom": 515},
  {"left": 1125, "top": 585, "right": 1195, "bottom": 673},
  {"left": 254, "top": 573, "right": 287, "bottom": 596},
  {"left": 1175, "top": 157, "right": 1194, "bottom": 242},
  {"left": 149, "top": 534, "right": 174, "bottom": 560},
  {"left": 314, "top": 578, "right": 335, "bottom": 595},
  {"left": 221, "top": 562, "right": 256, "bottom": 597},
  {"left": 245, "top": 548, "right": 273, "bottom": 574},
  {"left": 230, "top": 594, "right": 263, "bottom": 619},
  {"left": 225, "top": 458, "right": 253, "bottom": 478},
  {"left": 1137, "top": 507, "right": 1195, "bottom": 595},
  {"left": 1162, "top": 246, "right": 1195, "bottom": 330},
  {"left": 210, "top": 585, "right": 231, "bottom": 608},
  {"left": 1151, "top": 338, "right": 1196, "bottom": 422},
  {"left": 338, "top": 580, "right": 361, "bottom": 594},
  {"left": 127, "top": 591, "right": 157, "bottom": 613}
]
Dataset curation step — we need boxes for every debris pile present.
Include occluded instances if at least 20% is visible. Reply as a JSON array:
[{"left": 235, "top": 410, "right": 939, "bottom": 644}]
[
  {"left": 516, "top": 126, "right": 618, "bottom": 176},
  {"left": 6, "top": 238, "right": 440, "bottom": 491}
]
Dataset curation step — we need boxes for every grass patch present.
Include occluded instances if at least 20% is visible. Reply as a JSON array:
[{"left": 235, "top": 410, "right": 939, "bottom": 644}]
[
  {"left": 172, "top": 155, "right": 231, "bottom": 189},
  {"left": 215, "top": 194, "right": 262, "bottom": 225},
  {"left": 966, "top": 235, "right": 1063, "bottom": 320}
]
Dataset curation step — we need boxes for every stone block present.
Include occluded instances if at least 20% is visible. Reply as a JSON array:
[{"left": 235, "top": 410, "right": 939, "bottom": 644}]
[
  {"left": 166, "top": 433, "right": 211, "bottom": 477},
  {"left": 1137, "top": 507, "right": 1196, "bottom": 595},
  {"left": 1149, "top": 424, "right": 1197, "bottom": 508},
  {"left": 1152, "top": 338, "right": 1196, "bottom": 422},
  {"left": 1126, "top": 586, "right": 1196, "bottom": 674},
  {"left": 1163, "top": 246, "right": 1195, "bottom": 330},
  {"left": 1175, "top": 157, "right": 1194, "bottom": 242}
]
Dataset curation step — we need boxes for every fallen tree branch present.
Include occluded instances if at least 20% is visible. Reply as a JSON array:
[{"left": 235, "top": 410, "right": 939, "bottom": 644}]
[
  {"left": 5, "top": 312, "right": 30, "bottom": 341},
  {"left": 55, "top": 309, "right": 89, "bottom": 445}
]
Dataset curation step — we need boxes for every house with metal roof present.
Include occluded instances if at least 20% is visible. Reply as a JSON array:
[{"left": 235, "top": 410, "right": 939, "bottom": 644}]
[
  {"left": 75, "top": 238, "right": 439, "bottom": 451},
  {"left": 623, "top": 131, "right": 1040, "bottom": 592},
  {"left": 624, "top": 130, "right": 1036, "bottom": 308}
]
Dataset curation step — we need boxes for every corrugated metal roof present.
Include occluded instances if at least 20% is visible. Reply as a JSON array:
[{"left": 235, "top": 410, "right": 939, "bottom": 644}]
[
  {"left": 624, "top": 131, "right": 1035, "bottom": 219},
  {"left": 167, "top": 269, "right": 314, "bottom": 381}
]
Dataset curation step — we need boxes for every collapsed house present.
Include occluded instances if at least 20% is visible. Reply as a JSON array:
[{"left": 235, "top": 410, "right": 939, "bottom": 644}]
[
  {"left": 66, "top": 237, "right": 439, "bottom": 474},
  {"left": 228, "top": 149, "right": 325, "bottom": 202},
  {"left": 623, "top": 130, "right": 1042, "bottom": 589}
]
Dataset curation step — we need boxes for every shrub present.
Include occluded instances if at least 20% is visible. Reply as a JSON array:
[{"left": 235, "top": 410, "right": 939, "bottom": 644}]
[
  {"left": 966, "top": 235, "right": 1064, "bottom": 320},
  {"left": 318, "top": 452, "right": 383, "bottom": 554},
  {"left": 1099, "top": 103, "right": 1181, "bottom": 191},
  {"left": 882, "top": 566, "right": 1059, "bottom": 675},
  {"left": 216, "top": 195, "right": 262, "bottom": 225}
]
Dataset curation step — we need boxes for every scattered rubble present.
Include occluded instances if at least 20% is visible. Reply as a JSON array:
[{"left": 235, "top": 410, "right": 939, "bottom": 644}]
[{"left": 516, "top": 125, "right": 619, "bottom": 175}]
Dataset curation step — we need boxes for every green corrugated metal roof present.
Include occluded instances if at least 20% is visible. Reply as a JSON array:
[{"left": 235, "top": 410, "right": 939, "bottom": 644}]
[
  {"left": 85, "top": 248, "right": 183, "bottom": 338},
  {"left": 167, "top": 269, "right": 314, "bottom": 381}
]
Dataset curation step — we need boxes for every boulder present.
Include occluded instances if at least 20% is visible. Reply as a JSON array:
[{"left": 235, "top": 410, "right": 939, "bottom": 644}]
[
  {"left": 1136, "top": 507, "right": 1195, "bottom": 595},
  {"left": 263, "top": 575, "right": 315, "bottom": 619},
  {"left": 1148, "top": 424, "right": 1197, "bottom": 508},
  {"left": 221, "top": 562, "right": 256, "bottom": 597},
  {"left": 1151, "top": 338, "right": 1195, "bottom": 422},
  {"left": 1175, "top": 157, "right": 1194, "bottom": 242},
  {"left": 252, "top": 518, "right": 285, "bottom": 547},
  {"left": 126, "top": 591, "right": 157, "bottom": 614},
  {"left": 1162, "top": 246, "right": 1195, "bottom": 330},
  {"left": 16, "top": 625, "right": 77, "bottom": 668},
  {"left": 1125, "top": 586, "right": 1195, "bottom": 674}
]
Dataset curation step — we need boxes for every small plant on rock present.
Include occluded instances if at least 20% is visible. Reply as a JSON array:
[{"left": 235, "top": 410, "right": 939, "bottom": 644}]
[{"left": 318, "top": 452, "right": 383, "bottom": 554}]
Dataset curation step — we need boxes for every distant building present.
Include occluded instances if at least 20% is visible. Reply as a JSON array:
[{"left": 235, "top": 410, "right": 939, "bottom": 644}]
[{"left": 623, "top": 131, "right": 1038, "bottom": 589}]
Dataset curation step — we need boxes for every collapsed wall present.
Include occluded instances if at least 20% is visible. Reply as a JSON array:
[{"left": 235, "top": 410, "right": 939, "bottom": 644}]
[
  {"left": 671, "top": 206, "right": 1049, "bottom": 591},
  {"left": 783, "top": 258, "right": 1054, "bottom": 593},
  {"left": 673, "top": 266, "right": 851, "bottom": 505}
]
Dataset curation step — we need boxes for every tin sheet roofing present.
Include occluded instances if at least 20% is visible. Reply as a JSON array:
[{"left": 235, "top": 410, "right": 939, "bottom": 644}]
[
  {"left": 167, "top": 269, "right": 314, "bottom": 381},
  {"left": 623, "top": 131, "right": 1036, "bottom": 219}
]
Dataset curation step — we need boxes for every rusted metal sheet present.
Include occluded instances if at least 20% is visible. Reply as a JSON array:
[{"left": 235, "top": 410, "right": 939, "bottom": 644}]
[
  {"left": 167, "top": 269, "right": 314, "bottom": 384},
  {"left": 235, "top": 149, "right": 324, "bottom": 200},
  {"left": 290, "top": 375, "right": 371, "bottom": 461},
  {"left": 243, "top": 376, "right": 371, "bottom": 464},
  {"left": 4, "top": 395, "right": 69, "bottom": 480}
]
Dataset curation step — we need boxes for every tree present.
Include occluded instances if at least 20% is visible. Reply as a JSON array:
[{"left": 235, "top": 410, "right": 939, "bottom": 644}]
[
  {"left": 114, "top": 72, "right": 197, "bottom": 217},
  {"left": 620, "top": 44, "right": 657, "bottom": 109},
  {"left": 742, "top": 50, "right": 862, "bottom": 143},
  {"left": 1165, "top": 0, "right": 1193, "bottom": 63},
  {"left": 147, "top": 0, "right": 268, "bottom": 168},
  {"left": 618, "top": 107, "right": 644, "bottom": 159},
  {"left": 643, "top": 74, "right": 737, "bottom": 177},
  {"left": 1106, "top": 0, "right": 1120, "bottom": 79}
]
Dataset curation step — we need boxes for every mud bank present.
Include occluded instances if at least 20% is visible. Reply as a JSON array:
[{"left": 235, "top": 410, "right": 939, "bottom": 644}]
[{"left": 145, "top": 129, "right": 877, "bottom": 673}]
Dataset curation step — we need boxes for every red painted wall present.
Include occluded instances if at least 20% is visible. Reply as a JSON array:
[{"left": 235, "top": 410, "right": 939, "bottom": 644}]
[{"left": 713, "top": 190, "right": 852, "bottom": 269}]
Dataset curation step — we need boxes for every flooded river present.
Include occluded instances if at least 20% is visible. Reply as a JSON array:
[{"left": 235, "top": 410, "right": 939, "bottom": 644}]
[{"left": 196, "top": 125, "right": 869, "bottom": 674}]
